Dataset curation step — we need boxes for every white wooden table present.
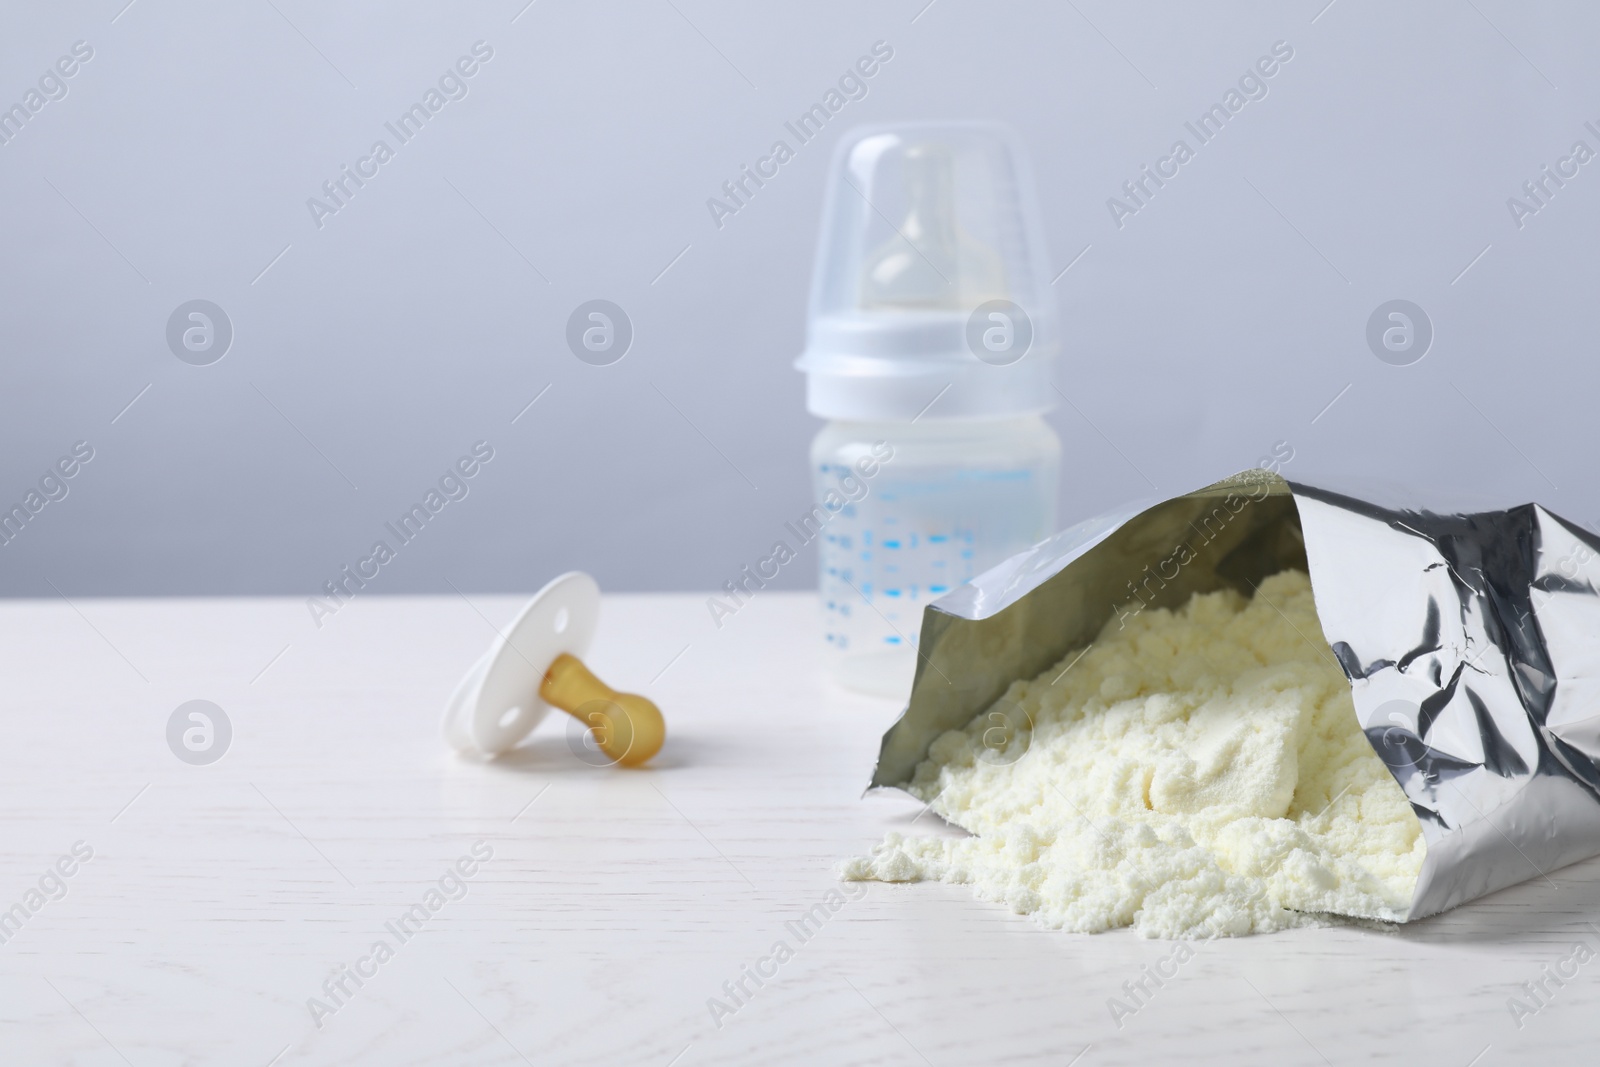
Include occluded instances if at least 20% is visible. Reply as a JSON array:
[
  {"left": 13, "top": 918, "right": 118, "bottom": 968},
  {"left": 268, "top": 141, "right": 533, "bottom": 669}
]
[{"left": 2, "top": 590, "right": 1597, "bottom": 1065}]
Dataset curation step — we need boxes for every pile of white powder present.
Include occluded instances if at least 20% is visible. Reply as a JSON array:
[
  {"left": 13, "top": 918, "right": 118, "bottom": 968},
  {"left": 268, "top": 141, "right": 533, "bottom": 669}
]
[{"left": 843, "top": 570, "right": 1425, "bottom": 938}]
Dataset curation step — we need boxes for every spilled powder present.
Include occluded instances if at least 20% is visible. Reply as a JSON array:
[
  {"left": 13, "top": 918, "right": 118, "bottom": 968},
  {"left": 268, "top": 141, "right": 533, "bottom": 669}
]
[{"left": 842, "top": 571, "right": 1425, "bottom": 938}]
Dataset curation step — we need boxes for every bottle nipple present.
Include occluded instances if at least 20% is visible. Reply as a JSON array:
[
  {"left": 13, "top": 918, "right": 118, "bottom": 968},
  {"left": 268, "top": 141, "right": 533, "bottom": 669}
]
[
  {"left": 857, "top": 140, "right": 1006, "bottom": 311},
  {"left": 539, "top": 653, "right": 666, "bottom": 767}
]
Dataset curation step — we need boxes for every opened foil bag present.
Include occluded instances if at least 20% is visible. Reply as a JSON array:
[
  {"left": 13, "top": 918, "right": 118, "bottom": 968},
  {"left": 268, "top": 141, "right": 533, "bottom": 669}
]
[{"left": 870, "top": 469, "right": 1600, "bottom": 921}]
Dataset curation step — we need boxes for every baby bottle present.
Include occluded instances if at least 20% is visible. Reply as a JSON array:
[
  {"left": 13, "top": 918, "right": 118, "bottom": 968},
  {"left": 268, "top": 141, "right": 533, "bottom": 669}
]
[{"left": 796, "top": 123, "right": 1061, "bottom": 698}]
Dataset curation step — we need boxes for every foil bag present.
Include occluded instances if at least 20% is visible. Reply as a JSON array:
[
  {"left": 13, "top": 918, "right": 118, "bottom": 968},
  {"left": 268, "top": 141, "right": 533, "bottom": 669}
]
[{"left": 869, "top": 470, "right": 1600, "bottom": 920}]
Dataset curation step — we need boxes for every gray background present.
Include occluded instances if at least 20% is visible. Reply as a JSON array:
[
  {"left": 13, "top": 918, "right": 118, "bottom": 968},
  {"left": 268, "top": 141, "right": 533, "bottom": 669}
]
[{"left": 2, "top": 0, "right": 1594, "bottom": 598}]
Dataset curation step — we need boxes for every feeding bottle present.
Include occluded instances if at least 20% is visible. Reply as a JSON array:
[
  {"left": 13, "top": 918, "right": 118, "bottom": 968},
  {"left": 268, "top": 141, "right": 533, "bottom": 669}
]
[{"left": 796, "top": 122, "right": 1061, "bottom": 698}]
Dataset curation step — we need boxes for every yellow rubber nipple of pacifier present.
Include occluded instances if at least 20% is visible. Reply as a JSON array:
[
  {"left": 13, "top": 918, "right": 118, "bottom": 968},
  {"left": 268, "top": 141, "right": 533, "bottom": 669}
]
[{"left": 539, "top": 653, "right": 665, "bottom": 767}]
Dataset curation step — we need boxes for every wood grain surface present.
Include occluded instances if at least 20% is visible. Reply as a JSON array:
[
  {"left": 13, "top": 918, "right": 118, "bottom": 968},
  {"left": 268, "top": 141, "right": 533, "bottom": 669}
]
[{"left": 1, "top": 590, "right": 1595, "bottom": 1065}]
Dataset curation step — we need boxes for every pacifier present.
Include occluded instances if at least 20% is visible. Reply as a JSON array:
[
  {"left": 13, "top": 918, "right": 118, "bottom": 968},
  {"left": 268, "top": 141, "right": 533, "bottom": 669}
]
[{"left": 442, "top": 571, "right": 665, "bottom": 766}]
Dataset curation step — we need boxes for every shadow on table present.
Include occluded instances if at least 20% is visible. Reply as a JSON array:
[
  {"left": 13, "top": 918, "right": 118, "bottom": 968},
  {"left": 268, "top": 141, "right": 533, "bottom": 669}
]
[
  {"left": 1392, "top": 853, "right": 1600, "bottom": 945},
  {"left": 858, "top": 788, "right": 973, "bottom": 837},
  {"left": 469, "top": 729, "right": 724, "bottom": 774}
]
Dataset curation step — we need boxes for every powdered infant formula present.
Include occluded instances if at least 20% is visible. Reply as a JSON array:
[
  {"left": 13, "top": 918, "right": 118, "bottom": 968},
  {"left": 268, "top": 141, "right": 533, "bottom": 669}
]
[{"left": 843, "top": 571, "right": 1424, "bottom": 938}]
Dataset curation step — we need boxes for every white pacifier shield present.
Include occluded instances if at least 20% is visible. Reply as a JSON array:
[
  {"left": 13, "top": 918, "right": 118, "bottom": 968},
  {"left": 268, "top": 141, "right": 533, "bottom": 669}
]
[{"left": 441, "top": 571, "right": 600, "bottom": 757}]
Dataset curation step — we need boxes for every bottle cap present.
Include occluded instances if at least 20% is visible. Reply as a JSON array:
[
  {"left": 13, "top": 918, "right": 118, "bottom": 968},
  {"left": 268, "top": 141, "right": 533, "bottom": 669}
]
[{"left": 796, "top": 122, "right": 1057, "bottom": 421}]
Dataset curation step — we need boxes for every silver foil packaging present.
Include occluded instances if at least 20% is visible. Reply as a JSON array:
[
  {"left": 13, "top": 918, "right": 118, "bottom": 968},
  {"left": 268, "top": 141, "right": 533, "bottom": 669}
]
[{"left": 870, "top": 470, "right": 1600, "bottom": 921}]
